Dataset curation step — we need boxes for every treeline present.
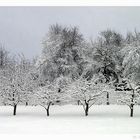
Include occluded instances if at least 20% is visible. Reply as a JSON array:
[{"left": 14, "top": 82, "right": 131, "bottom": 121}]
[{"left": 0, "top": 24, "right": 140, "bottom": 117}]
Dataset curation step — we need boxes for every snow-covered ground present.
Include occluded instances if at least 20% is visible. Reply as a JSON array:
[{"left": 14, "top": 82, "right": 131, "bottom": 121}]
[{"left": 0, "top": 105, "right": 140, "bottom": 134}]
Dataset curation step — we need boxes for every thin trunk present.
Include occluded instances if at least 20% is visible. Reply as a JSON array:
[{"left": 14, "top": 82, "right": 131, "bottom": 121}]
[
  {"left": 107, "top": 92, "right": 110, "bottom": 105},
  {"left": 130, "top": 89, "right": 134, "bottom": 117},
  {"left": 85, "top": 102, "right": 89, "bottom": 116},
  {"left": 46, "top": 109, "right": 49, "bottom": 116},
  {"left": 26, "top": 102, "right": 28, "bottom": 106},
  {"left": 13, "top": 104, "right": 17, "bottom": 116},
  {"left": 77, "top": 100, "right": 80, "bottom": 105},
  {"left": 130, "top": 107, "right": 134, "bottom": 117},
  {"left": 46, "top": 102, "right": 51, "bottom": 116}
]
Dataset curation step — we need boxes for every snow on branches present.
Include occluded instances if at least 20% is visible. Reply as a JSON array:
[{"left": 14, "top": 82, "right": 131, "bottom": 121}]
[
  {"left": 116, "top": 79, "right": 140, "bottom": 117},
  {"left": 34, "top": 83, "right": 59, "bottom": 116},
  {"left": 66, "top": 76, "right": 106, "bottom": 116},
  {"left": 33, "top": 76, "right": 71, "bottom": 116},
  {"left": 0, "top": 56, "right": 34, "bottom": 115}
]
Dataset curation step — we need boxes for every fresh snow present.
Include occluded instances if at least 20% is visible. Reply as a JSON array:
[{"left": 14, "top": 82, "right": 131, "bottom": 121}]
[{"left": 0, "top": 105, "right": 140, "bottom": 134}]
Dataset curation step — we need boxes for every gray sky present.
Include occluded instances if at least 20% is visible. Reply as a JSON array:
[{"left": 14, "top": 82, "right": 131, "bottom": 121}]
[{"left": 0, "top": 7, "right": 140, "bottom": 59}]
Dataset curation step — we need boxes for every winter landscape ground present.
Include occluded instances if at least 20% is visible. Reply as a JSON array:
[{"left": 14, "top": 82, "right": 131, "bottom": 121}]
[{"left": 0, "top": 105, "right": 140, "bottom": 134}]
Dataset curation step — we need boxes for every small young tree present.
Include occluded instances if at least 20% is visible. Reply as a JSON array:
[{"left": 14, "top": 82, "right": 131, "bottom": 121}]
[
  {"left": 34, "top": 86, "right": 53, "bottom": 116},
  {"left": 18, "top": 55, "right": 36, "bottom": 106},
  {"left": 1, "top": 83, "right": 25, "bottom": 115},
  {"left": 116, "top": 79, "right": 140, "bottom": 117},
  {"left": 66, "top": 76, "right": 105, "bottom": 116},
  {"left": 34, "top": 80, "right": 66, "bottom": 116},
  {"left": 0, "top": 56, "right": 32, "bottom": 115},
  {"left": 118, "top": 42, "right": 140, "bottom": 117}
]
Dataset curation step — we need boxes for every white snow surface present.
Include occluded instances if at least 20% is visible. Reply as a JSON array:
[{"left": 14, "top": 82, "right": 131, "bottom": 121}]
[{"left": 0, "top": 105, "right": 140, "bottom": 134}]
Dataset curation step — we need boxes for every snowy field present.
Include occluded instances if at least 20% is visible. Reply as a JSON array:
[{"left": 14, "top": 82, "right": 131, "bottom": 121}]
[{"left": 0, "top": 105, "right": 140, "bottom": 134}]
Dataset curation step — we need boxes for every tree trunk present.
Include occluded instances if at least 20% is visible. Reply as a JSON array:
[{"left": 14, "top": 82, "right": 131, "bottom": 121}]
[
  {"left": 26, "top": 102, "right": 28, "bottom": 106},
  {"left": 46, "top": 102, "right": 51, "bottom": 116},
  {"left": 13, "top": 104, "right": 17, "bottom": 116},
  {"left": 85, "top": 103, "right": 89, "bottom": 116},
  {"left": 77, "top": 100, "right": 80, "bottom": 105},
  {"left": 107, "top": 92, "right": 110, "bottom": 105},
  {"left": 130, "top": 107, "right": 134, "bottom": 117},
  {"left": 130, "top": 89, "right": 134, "bottom": 117},
  {"left": 46, "top": 109, "right": 49, "bottom": 116}
]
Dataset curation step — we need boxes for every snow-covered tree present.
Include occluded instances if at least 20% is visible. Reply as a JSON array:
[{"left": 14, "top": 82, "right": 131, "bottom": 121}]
[
  {"left": 16, "top": 55, "right": 39, "bottom": 106},
  {"left": 34, "top": 79, "right": 68, "bottom": 116},
  {"left": 0, "top": 46, "right": 9, "bottom": 68},
  {"left": 66, "top": 76, "right": 105, "bottom": 116},
  {"left": 100, "top": 29, "right": 123, "bottom": 46},
  {"left": 125, "top": 30, "right": 140, "bottom": 45},
  {"left": 38, "top": 24, "right": 86, "bottom": 82},
  {"left": 121, "top": 44, "right": 140, "bottom": 83},
  {"left": 91, "top": 30, "right": 124, "bottom": 84},
  {"left": 0, "top": 55, "right": 34, "bottom": 115},
  {"left": 116, "top": 79, "right": 140, "bottom": 117},
  {"left": 0, "top": 60, "right": 24, "bottom": 115},
  {"left": 117, "top": 38, "right": 140, "bottom": 117},
  {"left": 34, "top": 84, "right": 56, "bottom": 116}
]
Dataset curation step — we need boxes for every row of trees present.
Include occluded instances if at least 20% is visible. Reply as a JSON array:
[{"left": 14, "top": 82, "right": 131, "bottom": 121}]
[{"left": 0, "top": 24, "right": 140, "bottom": 117}]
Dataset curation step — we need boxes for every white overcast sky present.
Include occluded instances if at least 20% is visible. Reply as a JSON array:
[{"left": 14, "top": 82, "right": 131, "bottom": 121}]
[{"left": 0, "top": 7, "right": 140, "bottom": 59}]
